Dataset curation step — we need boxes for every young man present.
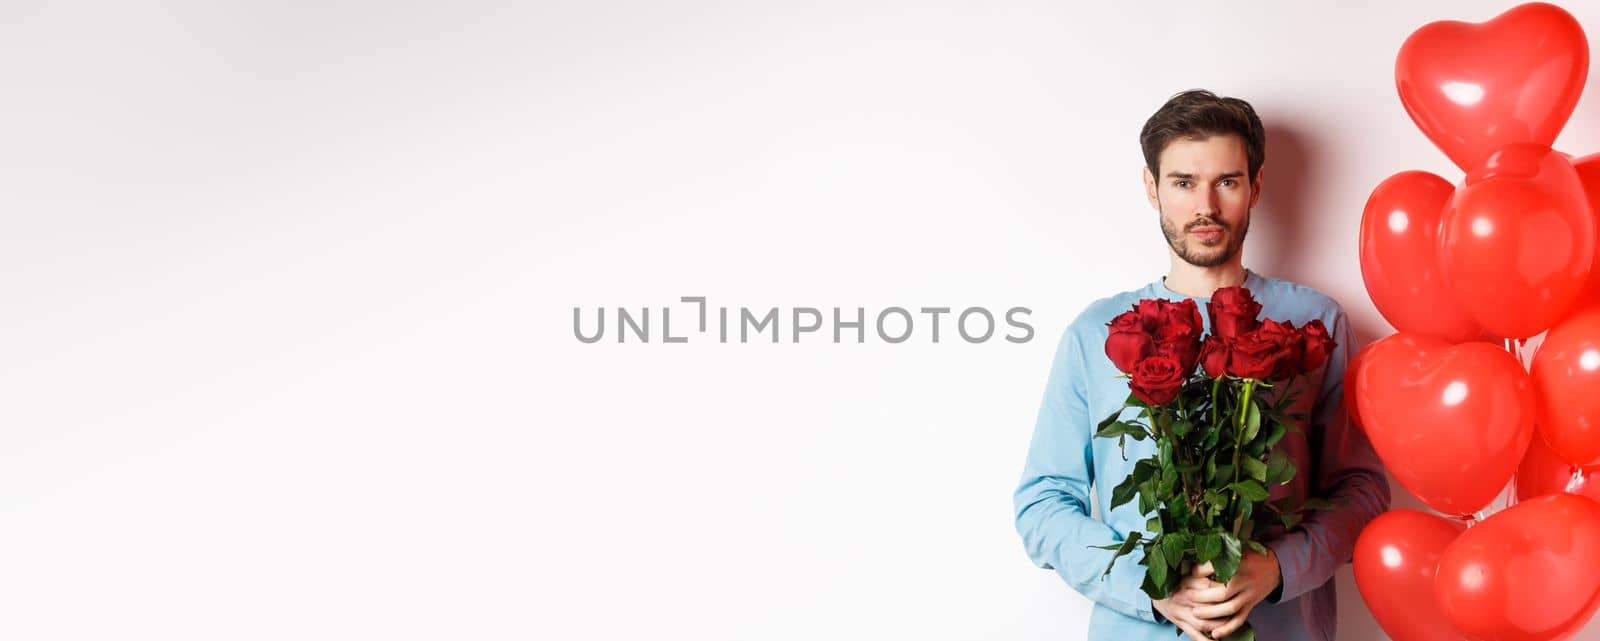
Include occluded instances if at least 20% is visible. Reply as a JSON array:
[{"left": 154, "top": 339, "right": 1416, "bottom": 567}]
[{"left": 1011, "top": 90, "right": 1390, "bottom": 641}]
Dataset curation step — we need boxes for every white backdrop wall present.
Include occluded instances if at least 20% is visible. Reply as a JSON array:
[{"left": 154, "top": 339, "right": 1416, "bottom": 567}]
[{"left": 3, "top": 1, "right": 1598, "bottom": 639}]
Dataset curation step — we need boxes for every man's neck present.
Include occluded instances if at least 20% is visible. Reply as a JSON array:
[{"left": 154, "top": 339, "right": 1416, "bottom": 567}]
[{"left": 1163, "top": 262, "right": 1247, "bottom": 299}]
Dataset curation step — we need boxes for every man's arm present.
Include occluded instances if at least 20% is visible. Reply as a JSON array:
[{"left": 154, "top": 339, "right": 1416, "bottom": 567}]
[
  {"left": 1013, "top": 323, "right": 1160, "bottom": 623},
  {"left": 1265, "top": 310, "right": 1393, "bottom": 603}
]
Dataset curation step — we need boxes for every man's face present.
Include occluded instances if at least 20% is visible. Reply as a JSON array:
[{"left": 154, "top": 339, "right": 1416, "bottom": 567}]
[{"left": 1142, "top": 134, "right": 1261, "bottom": 268}]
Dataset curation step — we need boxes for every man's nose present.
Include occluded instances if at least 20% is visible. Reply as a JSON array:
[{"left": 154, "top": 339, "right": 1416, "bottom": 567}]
[{"left": 1195, "top": 185, "right": 1221, "bottom": 216}]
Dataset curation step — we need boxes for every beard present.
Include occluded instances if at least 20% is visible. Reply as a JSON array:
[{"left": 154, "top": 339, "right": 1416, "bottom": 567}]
[{"left": 1159, "top": 207, "right": 1249, "bottom": 268}]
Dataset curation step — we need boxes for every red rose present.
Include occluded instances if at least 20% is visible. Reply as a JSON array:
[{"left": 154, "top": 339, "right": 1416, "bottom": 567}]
[
  {"left": 1155, "top": 299, "right": 1204, "bottom": 343},
  {"left": 1229, "top": 328, "right": 1288, "bottom": 380},
  {"left": 1209, "top": 286, "right": 1262, "bottom": 340},
  {"left": 1256, "top": 318, "right": 1305, "bottom": 380},
  {"left": 1299, "top": 319, "right": 1337, "bottom": 374},
  {"left": 1153, "top": 299, "right": 1203, "bottom": 374},
  {"left": 1106, "top": 311, "right": 1155, "bottom": 373},
  {"left": 1199, "top": 336, "right": 1232, "bottom": 378},
  {"left": 1157, "top": 340, "right": 1201, "bottom": 377},
  {"left": 1130, "top": 355, "right": 1186, "bottom": 405},
  {"left": 1133, "top": 299, "right": 1166, "bottom": 332}
]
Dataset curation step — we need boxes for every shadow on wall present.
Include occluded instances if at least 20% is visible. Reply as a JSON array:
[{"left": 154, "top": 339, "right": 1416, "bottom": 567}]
[
  {"left": 1247, "top": 120, "right": 1392, "bottom": 347},
  {"left": 1242, "top": 122, "right": 1431, "bottom": 639}
]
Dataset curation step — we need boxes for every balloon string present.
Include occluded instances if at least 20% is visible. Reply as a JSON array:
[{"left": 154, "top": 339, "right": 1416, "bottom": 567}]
[
  {"left": 1502, "top": 337, "right": 1526, "bottom": 367},
  {"left": 1567, "top": 467, "right": 1586, "bottom": 493}
]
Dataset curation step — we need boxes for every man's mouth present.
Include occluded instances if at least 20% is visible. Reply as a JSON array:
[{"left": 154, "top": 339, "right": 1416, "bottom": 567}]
[{"left": 1190, "top": 226, "right": 1223, "bottom": 241}]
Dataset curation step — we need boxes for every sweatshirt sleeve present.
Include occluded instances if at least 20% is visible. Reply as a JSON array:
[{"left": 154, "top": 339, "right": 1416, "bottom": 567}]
[{"left": 1013, "top": 323, "right": 1160, "bottom": 623}]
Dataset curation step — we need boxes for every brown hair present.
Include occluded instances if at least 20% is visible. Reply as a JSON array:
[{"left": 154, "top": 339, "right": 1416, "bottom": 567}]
[{"left": 1139, "top": 89, "right": 1265, "bottom": 180}]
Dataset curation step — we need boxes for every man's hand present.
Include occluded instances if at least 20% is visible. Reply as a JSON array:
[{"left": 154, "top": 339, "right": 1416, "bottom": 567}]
[
  {"left": 1187, "top": 547, "right": 1281, "bottom": 639},
  {"left": 1153, "top": 575, "right": 1230, "bottom": 641}
]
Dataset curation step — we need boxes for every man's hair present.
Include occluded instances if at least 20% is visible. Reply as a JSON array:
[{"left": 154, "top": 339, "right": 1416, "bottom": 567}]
[{"left": 1139, "top": 89, "right": 1266, "bottom": 181}]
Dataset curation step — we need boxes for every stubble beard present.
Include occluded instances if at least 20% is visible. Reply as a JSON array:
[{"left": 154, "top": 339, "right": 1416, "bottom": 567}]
[{"left": 1159, "top": 205, "right": 1250, "bottom": 268}]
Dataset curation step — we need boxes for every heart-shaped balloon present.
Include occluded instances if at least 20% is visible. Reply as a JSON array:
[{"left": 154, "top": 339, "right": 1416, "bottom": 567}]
[
  {"left": 1570, "top": 154, "right": 1600, "bottom": 305},
  {"left": 1356, "top": 333, "right": 1535, "bottom": 515},
  {"left": 1436, "top": 493, "right": 1600, "bottom": 641},
  {"left": 1396, "top": 2, "right": 1588, "bottom": 171},
  {"left": 1355, "top": 510, "right": 1471, "bottom": 641},
  {"left": 1516, "top": 430, "right": 1600, "bottom": 503},
  {"left": 1531, "top": 302, "right": 1600, "bottom": 465},
  {"left": 1438, "top": 144, "right": 1595, "bottom": 340},
  {"left": 1359, "top": 170, "right": 1487, "bottom": 343},
  {"left": 1345, "top": 344, "right": 1369, "bottom": 432}
]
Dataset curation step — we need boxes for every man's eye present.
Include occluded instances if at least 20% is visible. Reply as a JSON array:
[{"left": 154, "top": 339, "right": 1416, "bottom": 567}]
[
  {"left": 1175, "top": 180, "right": 1191, "bottom": 188},
  {"left": 1219, "top": 179, "right": 1235, "bottom": 187}
]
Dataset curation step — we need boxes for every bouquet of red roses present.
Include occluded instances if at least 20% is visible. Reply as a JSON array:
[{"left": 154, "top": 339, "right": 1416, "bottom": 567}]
[{"left": 1092, "top": 287, "right": 1339, "bottom": 641}]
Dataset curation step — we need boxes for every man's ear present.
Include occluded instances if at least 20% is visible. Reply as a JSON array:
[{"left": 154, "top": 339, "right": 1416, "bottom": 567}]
[
  {"left": 1249, "top": 168, "right": 1264, "bottom": 208},
  {"left": 1143, "top": 166, "right": 1159, "bottom": 210}
]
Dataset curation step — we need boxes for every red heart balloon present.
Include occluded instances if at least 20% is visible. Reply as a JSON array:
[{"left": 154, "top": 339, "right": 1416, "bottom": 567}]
[
  {"left": 1345, "top": 344, "right": 1368, "bottom": 432},
  {"left": 1570, "top": 154, "right": 1600, "bottom": 305},
  {"left": 1359, "top": 170, "right": 1487, "bottom": 343},
  {"left": 1436, "top": 493, "right": 1600, "bottom": 641},
  {"left": 1438, "top": 144, "right": 1595, "bottom": 339},
  {"left": 1396, "top": 2, "right": 1588, "bottom": 171},
  {"left": 1355, "top": 510, "right": 1471, "bottom": 641},
  {"left": 1531, "top": 302, "right": 1600, "bottom": 465},
  {"left": 1516, "top": 430, "right": 1600, "bottom": 503},
  {"left": 1357, "top": 333, "right": 1535, "bottom": 516}
]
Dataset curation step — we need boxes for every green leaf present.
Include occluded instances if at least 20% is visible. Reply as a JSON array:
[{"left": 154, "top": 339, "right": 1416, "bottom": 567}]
[
  {"left": 1243, "top": 403, "right": 1262, "bottom": 442},
  {"left": 1171, "top": 418, "right": 1193, "bottom": 438},
  {"left": 1245, "top": 540, "right": 1268, "bottom": 555},
  {"left": 1159, "top": 463, "right": 1178, "bottom": 495},
  {"left": 1212, "top": 532, "right": 1243, "bottom": 583},
  {"left": 1140, "top": 568, "right": 1164, "bottom": 601},
  {"left": 1110, "top": 474, "right": 1138, "bottom": 511},
  {"left": 1099, "top": 531, "right": 1142, "bottom": 578},
  {"left": 1241, "top": 456, "right": 1268, "bottom": 482},
  {"left": 1177, "top": 500, "right": 1198, "bottom": 529},
  {"left": 1195, "top": 532, "right": 1222, "bottom": 563},
  {"left": 1265, "top": 421, "right": 1288, "bottom": 448},
  {"left": 1146, "top": 516, "right": 1162, "bottom": 535},
  {"left": 1097, "top": 421, "right": 1150, "bottom": 441},
  {"left": 1161, "top": 532, "right": 1188, "bottom": 569},
  {"left": 1138, "top": 479, "right": 1157, "bottom": 515},
  {"left": 1229, "top": 480, "right": 1270, "bottom": 502},
  {"left": 1302, "top": 498, "right": 1337, "bottom": 511},
  {"left": 1149, "top": 544, "right": 1168, "bottom": 587},
  {"left": 1266, "top": 451, "right": 1296, "bottom": 485},
  {"left": 1132, "top": 458, "right": 1158, "bottom": 484},
  {"left": 1205, "top": 457, "right": 1217, "bottom": 483},
  {"left": 1279, "top": 512, "right": 1304, "bottom": 530},
  {"left": 1097, "top": 410, "right": 1122, "bottom": 432}
]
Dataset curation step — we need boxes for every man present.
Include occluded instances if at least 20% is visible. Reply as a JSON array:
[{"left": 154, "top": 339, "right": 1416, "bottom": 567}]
[{"left": 1011, "top": 90, "right": 1391, "bottom": 641}]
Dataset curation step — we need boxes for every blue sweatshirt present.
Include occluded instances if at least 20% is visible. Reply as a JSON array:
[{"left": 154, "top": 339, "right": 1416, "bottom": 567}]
[{"left": 1012, "top": 268, "right": 1391, "bottom": 641}]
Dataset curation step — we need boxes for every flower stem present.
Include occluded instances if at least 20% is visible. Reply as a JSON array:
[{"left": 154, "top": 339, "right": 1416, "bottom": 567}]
[
  {"left": 1209, "top": 377, "right": 1222, "bottom": 428},
  {"left": 1229, "top": 379, "right": 1257, "bottom": 537}
]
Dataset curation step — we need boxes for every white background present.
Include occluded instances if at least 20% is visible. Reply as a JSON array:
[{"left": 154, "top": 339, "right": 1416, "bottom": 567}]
[{"left": 3, "top": 1, "right": 1598, "bottom": 639}]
